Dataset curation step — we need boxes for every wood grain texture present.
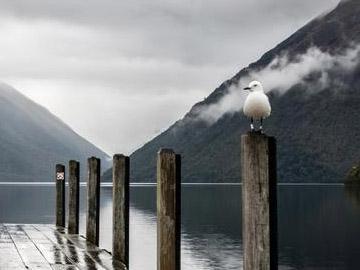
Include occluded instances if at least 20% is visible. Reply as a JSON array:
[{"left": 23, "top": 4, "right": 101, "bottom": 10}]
[
  {"left": 56, "top": 164, "right": 66, "bottom": 227},
  {"left": 112, "top": 154, "right": 130, "bottom": 266},
  {"left": 68, "top": 160, "right": 80, "bottom": 234},
  {"left": 0, "top": 224, "right": 26, "bottom": 269},
  {"left": 157, "top": 149, "right": 181, "bottom": 270},
  {"left": 86, "top": 157, "right": 101, "bottom": 246},
  {"left": 0, "top": 224, "right": 127, "bottom": 270},
  {"left": 6, "top": 224, "right": 52, "bottom": 269},
  {"left": 241, "top": 132, "right": 277, "bottom": 270}
]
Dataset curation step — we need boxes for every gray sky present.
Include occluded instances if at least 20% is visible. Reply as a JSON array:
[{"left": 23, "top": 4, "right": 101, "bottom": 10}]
[{"left": 0, "top": 0, "right": 339, "bottom": 155}]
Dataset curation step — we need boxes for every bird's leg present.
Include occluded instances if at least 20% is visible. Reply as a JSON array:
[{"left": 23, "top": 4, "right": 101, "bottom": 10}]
[
  {"left": 250, "top": 118, "right": 254, "bottom": 132},
  {"left": 260, "top": 118, "right": 263, "bottom": 133}
]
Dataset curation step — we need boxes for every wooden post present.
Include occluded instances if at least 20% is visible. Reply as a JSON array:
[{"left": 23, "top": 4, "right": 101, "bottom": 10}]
[
  {"left": 55, "top": 164, "right": 65, "bottom": 227},
  {"left": 241, "top": 132, "right": 277, "bottom": 270},
  {"left": 112, "top": 154, "right": 130, "bottom": 266},
  {"left": 157, "top": 149, "right": 181, "bottom": 270},
  {"left": 68, "top": 160, "right": 80, "bottom": 234},
  {"left": 86, "top": 157, "right": 101, "bottom": 246}
]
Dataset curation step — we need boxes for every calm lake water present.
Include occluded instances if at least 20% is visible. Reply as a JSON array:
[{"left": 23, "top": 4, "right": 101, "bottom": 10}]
[{"left": 0, "top": 184, "right": 359, "bottom": 270}]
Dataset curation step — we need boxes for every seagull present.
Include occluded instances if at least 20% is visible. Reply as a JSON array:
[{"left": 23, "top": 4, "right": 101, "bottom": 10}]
[{"left": 243, "top": 81, "right": 271, "bottom": 132}]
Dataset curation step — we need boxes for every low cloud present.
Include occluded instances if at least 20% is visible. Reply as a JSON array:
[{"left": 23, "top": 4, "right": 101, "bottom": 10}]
[
  {"left": 0, "top": 0, "right": 339, "bottom": 154},
  {"left": 193, "top": 44, "right": 360, "bottom": 124}
]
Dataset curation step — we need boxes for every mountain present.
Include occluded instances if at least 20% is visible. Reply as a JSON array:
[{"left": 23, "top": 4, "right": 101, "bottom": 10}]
[
  {"left": 0, "top": 83, "right": 110, "bottom": 182},
  {"left": 104, "top": 0, "right": 360, "bottom": 183}
]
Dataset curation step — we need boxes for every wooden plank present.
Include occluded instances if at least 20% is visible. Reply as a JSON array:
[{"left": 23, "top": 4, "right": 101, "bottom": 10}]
[
  {"left": 21, "top": 224, "right": 75, "bottom": 267},
  {"left": 64, "top": 235, "right": 126, "bottom": 270},
  {"left": 62, "top": 234, "right": 100, "bottom": 251},
  {"left": 34, "top": 225, "right": 73, "bottom": 246},
  {"left": 56, "top": 164, "right": 66, "bottom": 227},
  {"left": 6, "top": 224, "right": 53, "bottom": 269},
  {"left": 68, "top": 160, "right": 80, "bottom": 234},
  {"left": 241, "top": 133, "right": 277, "bottom": 270},
  {"left": 157, "top": 149, "right": 181, "bottom": 270},
  {"left": 51, "top": 265, "right": 79, "bottom": 270},
  {"left": 112, "top": 154, "right": 130, "bottom": 266},
  {"left": 33, "top": 225, "right": 106, "bottom": 270},
  {"left": 58, "top": 245, "right": 104, "bottom": 270},
  {"left": 0, "top": 224, "right": 126, "bottom": 270},
  {"left": 0, "top": 224, "right": 26, "bottom": 269},
  {"left": 87, "top": 157, "right": 101, "bottom": 246},
  {"left": 33, "top": 225, "right": 126, "bottom": 270}
]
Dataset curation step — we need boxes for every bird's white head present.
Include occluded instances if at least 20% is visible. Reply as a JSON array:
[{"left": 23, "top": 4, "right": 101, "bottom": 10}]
[{"left": 243, "top": 81, "right": 264, "bottom": 92}]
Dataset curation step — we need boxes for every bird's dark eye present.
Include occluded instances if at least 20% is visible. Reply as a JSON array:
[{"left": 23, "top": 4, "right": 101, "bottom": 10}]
[{"left": 254, "top": 84, "right": 257, "bottom": 87}]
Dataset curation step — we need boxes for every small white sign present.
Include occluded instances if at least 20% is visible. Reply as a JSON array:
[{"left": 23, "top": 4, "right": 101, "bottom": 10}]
[{"left": 56, "top": 172, "right": 65, "bottom": 180}]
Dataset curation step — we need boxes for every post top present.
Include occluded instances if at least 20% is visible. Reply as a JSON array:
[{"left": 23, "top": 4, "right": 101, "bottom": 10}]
[
  {"left": 69, "top": 160, "right": 79, "bottom": 164},
  {"left": 158, "top": 148, "right": 175, "bottom": 155},
  {"left": 113, "top": 154, "right": 129, "bottom": 160},
  {"left": 88, "top": 156, "right": 100, "bottom": 161},
  {"left": 56, "top": 164, "right": 65, "bottom": 170}
]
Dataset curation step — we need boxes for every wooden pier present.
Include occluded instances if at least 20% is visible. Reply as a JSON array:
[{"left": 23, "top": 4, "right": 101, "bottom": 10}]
[
  {"left": 0, "top": 132, "right": 278, "bottom": 270},
  {"left": 0, "top": 224, "right": 126, "bottom": 270}
]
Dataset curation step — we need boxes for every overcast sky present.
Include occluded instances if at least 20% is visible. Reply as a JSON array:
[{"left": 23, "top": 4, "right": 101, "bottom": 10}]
[{"left": 0, "top": 0, "right": 339, "bottom": 155}]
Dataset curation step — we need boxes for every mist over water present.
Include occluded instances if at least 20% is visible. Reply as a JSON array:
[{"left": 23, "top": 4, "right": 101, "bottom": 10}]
[{"left": 0, "top": 184, "right": 360, "bottom": 270}]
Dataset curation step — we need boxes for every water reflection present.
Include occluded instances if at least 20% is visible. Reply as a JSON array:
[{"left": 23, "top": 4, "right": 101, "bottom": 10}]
[
  {"left": 279, "top": 186, "right": 360, "bottom": 270},
  {"left": 0, "top": 184, "right": 360, "bottom": 269},
  {"left": 344, "top": 184, "right": 360, "bottom": 208},
  {"left": 93, "top": 186, "right": 242, "bottom": 270}
]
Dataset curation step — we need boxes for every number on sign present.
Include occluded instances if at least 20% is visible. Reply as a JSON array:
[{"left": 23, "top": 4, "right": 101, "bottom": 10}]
[{"left": 57, "top": 172, "right": 65, "bottom": 180}]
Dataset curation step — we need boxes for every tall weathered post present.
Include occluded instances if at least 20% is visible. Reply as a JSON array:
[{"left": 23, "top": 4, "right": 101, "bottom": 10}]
[
  {"left": 68, "top": 160, "right": 80, "bottom": 234},
  {"left": 112, "top": 154, "right": 130, "bottom": 266},
  {"left": 241, "top": 132, "right": 277, "bottom": 270},
  {"left": 55, "top": 164, "right": 66, "bottom": 227},
  {"left": 86, "top": 157, "right": 101, "bottom": 246},
  {"left": 157, "top": 149, "right": 181, "bottom": 270}
]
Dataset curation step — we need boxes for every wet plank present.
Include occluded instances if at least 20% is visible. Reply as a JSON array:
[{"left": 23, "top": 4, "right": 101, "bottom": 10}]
[
  {"left": 0, "top": 224, "right": 26, "bottom": 269},
  {"left": 0, "top": 224, "right": 127, "bottom": 270},
  {"left": 51, "top": 265, "right": 79, "bottom": 270},
  {"left": 62, "top": 234, "right": 126, "bottom": 270},
  {"left": 6, "top": 224, "right": 53, "bottom": 269},
  {"left": 34, "top": 225, "right": 106, "bottom": 270},
  {"left": 35, "top": 224, "right": 126, "bottom": 270},
  {"left": 21, "top": 225, "right": 75, "bottom": 267}
]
